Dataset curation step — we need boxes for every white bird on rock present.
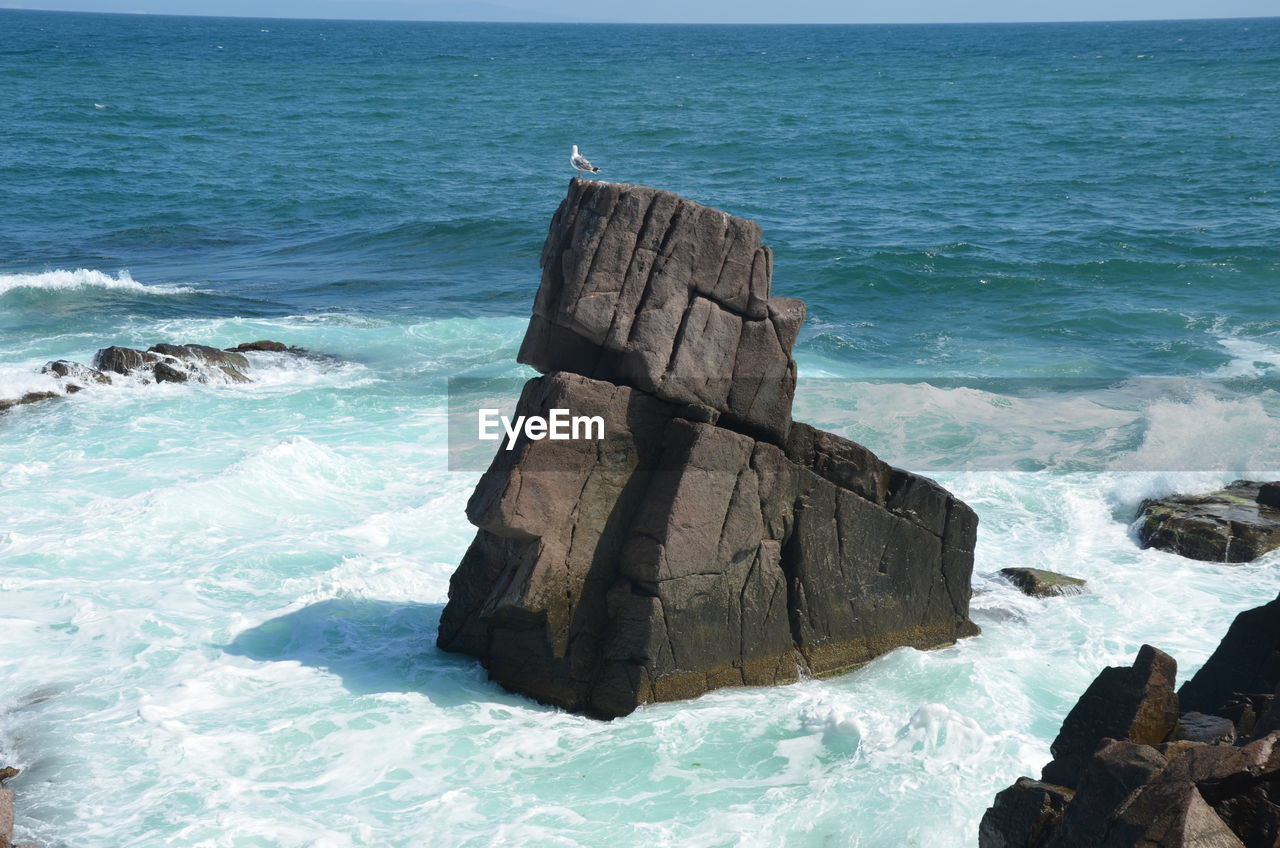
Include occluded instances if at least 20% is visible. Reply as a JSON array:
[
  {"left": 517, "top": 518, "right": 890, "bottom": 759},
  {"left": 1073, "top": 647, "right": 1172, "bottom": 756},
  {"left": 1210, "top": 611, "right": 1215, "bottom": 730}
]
[{"left": 571, "top": 144, "right": 600, "bottom": 178}]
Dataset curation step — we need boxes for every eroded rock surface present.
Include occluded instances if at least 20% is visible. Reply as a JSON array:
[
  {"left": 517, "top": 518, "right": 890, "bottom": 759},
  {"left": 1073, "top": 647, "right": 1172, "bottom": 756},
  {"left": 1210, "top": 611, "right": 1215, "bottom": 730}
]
[
  {"left": 438, "top": 180, "right": 979, "bottom": 718},
  {"left": 1136, "top": 481, "right": 1280, "bottom": 563}
]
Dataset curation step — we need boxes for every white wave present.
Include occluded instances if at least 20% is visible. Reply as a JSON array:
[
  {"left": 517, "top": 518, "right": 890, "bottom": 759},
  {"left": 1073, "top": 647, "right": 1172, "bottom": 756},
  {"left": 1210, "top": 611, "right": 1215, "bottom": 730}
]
[
  {"left": 1210, "top": 335, "right": 1280, "bottom": 378},
  {"left": 0, "top": 268, "right": 194, "bottom": 297}
]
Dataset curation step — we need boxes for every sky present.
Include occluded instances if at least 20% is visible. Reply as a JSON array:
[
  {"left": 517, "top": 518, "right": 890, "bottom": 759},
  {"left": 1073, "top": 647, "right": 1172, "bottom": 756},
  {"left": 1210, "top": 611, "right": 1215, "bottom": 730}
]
[{"left": 1, "top": 0, "right": 1276, "bottom": 24}]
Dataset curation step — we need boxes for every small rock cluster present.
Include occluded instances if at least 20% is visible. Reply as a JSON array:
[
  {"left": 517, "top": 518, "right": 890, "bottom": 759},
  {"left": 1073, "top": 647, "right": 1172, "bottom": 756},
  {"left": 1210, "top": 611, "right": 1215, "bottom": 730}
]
[
  {"left": 0, "top": 340, "right": 307, "bottom": 415},
  {"left": 980, "top": 593, "right": 1280, "bottom": 847}
]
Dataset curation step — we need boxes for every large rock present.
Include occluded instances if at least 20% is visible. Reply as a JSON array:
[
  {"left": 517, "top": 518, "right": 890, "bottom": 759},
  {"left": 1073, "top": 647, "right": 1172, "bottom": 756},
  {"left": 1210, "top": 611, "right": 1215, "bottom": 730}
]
[
  {"left": 1179, "top": 595, "right": 1280, "bottom": 717},
  {"left": 1135, "top": 481, "right": 1280, "bottom": 563},
  {"left": 518, "top": 179, "right": 803, "bottom": 444},
  {"left": 1041, "top": 645, "right": 1180, "bottom": 788},
  {"left": 438, "top": 371, "right": 978, "bottom": 718},
  {"left": 438, "top": 180, "right": 979, "bottom": 718}
]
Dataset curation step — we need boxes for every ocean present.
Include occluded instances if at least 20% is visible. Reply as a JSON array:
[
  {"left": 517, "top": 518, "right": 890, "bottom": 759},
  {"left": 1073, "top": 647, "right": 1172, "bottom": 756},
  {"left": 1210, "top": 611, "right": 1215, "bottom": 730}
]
[{"left": 1, "top": 10, "right": 1278, "bottom": 846}]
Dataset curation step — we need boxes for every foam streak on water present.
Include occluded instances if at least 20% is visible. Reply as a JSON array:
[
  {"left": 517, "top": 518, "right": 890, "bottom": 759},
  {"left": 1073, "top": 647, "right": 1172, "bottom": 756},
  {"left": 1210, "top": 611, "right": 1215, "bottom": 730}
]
[{"left": 2, "top": 11, "right": 1279, "bottom": 848}]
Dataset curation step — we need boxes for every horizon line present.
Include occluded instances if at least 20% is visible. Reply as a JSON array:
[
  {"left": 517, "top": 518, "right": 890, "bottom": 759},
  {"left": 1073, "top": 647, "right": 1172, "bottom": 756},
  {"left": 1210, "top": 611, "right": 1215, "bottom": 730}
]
[{"left": 2, "top": 6, "right": 1278, "bottom": 26}]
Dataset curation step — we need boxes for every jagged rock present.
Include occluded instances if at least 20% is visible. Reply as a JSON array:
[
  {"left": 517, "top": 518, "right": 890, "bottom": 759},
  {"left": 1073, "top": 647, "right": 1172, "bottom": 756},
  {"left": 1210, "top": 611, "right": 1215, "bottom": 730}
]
[
  {"left": 985, "top": 595, "right": 1280, "bottom": 848},
  {"left": 1175, "top": 712, "right": 1237, "bottom": 745},
  {"left": 0, "top": 392, "right": 59, "bottom": 415},
  {"left": 439, "top": 182, "right": 979, "bottom": 717},
  {"left": 517, "top": 179, "right": 803, "bottom": 444},
  {"left": 999, "top": 567, "right": 1087, "bottom": 598},
  {"left": 93, "top": 345, "right": 160, "bottom": 375},
  {"left": 1135, "top": 481, "right": 1280, "bottom": 563},
  {"left": 978, "top": 777, "right": 1074, "bottom": 848},
  {"left": 1041, "top": 645, "right": 1179, "bottom": 788},
  {"left": 1179, "top": 595, "right": 1280, "bottom": 717},
  {"left": 1043, "top": 739, "right": 1168, "bottom": 847}
]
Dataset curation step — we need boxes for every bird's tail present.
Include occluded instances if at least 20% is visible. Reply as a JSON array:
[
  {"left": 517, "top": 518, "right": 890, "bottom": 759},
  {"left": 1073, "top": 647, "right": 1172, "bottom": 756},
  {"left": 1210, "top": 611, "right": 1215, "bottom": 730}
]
[{"left": 590, "top": 165, "right": 600, "bottom": 173}]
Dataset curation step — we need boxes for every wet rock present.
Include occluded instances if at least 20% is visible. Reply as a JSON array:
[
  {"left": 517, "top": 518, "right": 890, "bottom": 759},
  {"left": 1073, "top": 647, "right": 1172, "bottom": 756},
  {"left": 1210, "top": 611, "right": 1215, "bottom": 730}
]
[
  {"left": 153, "top": 361, "right": 189, "bottom": 383},
  {"left": 1179, "top": 594, "right": 1280, "bottom": 717},
  {"left": 1041, "top": 645, "right": 1179, "bottom": 788},
  {"left": 41, "top": 360, "right": 109, "bottom": 386},
  {"left": 438, "top": 181, "right": 979, "bottom": 718},
  {"left": 978, "top": 777, "right": 1074, "bottom": 848},
  {"left": 0, "top": 392, "right": 60, "bottom": 414},
  {"left": 1175, "top": 712, "right": 1237, "bottom": 745},
  {"left": 999, "top": 567, "right": 1088, "bottom": 598},
  {"left": 226, "top": 340, "right": 289, "bottom": 353},
  {"left": 148, "top": 343, "right": 250, "bottom": 383},
  {"left": 1135, "top": 480, "right": 1280, "bottom": 563},
  {"left": 93, "top": 345, "right": 159, "bottom": 375}
]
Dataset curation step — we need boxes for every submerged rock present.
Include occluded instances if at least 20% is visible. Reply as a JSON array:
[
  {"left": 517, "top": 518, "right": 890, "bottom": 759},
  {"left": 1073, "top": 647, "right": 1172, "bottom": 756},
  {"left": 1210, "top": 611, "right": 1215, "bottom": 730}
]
[
  {"left": 999, "top": 567, "right": 1087, "bottom": 598},
  {"left": 0, "top": 392, "right": 59, "bottom": 415},
  {"left": 437, "top": 180, "right": 980, "bottom": 718},
  {"left": 1135, "top": 481, "right": 1280, "bottom": 563}
]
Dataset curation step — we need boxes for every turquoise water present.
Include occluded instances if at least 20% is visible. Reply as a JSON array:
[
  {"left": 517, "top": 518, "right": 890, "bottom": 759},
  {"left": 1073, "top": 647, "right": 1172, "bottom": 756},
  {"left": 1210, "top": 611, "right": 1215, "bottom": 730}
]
[{"left": 2, "top": 11, "right": 1279, "bottom": 846}]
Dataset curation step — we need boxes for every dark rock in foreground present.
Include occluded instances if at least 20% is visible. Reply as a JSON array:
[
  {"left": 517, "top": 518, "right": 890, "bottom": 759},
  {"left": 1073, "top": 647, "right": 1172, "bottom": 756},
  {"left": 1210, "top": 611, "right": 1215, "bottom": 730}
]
[
  {"left": 1179, "top": 594, "right": 1280, "bottom": 717},
  {"left": 438, "top": 180, "right": 980, "bottom": 718},
  {"left": 981, "top": 593, "right": 1280, "bottom": 848},
  {"left": 1040, "top": 645, "right": 1179, "bottom": 788},
  {"left": 1135, "top": 481, "right": 1280, "bottom": 563},
  {"left": 999, "top": 567, "right": 1087, "bottom": 598}
]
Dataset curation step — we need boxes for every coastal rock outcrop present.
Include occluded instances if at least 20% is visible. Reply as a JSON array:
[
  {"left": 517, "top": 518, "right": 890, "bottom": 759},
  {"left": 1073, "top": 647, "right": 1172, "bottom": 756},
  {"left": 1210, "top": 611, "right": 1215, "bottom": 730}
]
[
  {"left": 437, "top": 180, "right": 980, "bottom": 718},
  {"left": 1135, "top": 481, "right": 1280, "bottom": 563},
  {"left": 981, "top": 592, "right": 1280, "bottom": 848},
  {"left": 0, "top": 340, "right": 311, "bottom": 416}
]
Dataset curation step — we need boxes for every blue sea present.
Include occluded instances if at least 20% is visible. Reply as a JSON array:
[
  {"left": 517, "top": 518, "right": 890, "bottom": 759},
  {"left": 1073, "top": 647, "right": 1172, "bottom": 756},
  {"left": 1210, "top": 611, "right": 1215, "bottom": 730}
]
[{"left": 2, "top": 10, "right": 1279, "bottom": 846}]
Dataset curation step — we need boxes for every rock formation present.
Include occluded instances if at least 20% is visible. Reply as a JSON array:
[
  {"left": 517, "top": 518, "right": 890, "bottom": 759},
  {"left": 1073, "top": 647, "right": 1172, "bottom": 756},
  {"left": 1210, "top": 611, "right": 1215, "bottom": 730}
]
[
  {"left": 1135, "top": 481, "right": 1280, "bottom": 563},
  {"left": 0, "top": 340, "right": 312, "bottom": 415},
  {"left": 437, "top": 179, "right": 980, "bottom": 718},
  {"left": 980, "top": 593, "right": 1280, "bottom": 848}
]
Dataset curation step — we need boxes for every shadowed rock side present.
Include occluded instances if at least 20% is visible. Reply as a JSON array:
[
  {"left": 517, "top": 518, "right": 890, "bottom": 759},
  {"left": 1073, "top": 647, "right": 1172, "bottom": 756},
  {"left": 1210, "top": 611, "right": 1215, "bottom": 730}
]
[
  {"left": 980, "top": 595, "right": 1280, "bottom": 848},
  {"left": 438, "top": 181, "right": 979, "bottom": 718}
]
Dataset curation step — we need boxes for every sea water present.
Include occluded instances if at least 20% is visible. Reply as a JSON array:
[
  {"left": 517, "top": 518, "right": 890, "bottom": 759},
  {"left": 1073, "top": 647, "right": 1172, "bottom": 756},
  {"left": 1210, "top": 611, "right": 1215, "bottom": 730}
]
[{"left": 1, "top": 12, "right": 1278, "bottom": 846}]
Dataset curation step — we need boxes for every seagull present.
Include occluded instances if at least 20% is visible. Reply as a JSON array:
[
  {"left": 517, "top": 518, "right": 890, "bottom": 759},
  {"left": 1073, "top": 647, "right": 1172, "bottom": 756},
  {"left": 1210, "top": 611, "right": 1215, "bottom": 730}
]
[{"left": 571, "top": 145, "right": 600, "bottom": 178}]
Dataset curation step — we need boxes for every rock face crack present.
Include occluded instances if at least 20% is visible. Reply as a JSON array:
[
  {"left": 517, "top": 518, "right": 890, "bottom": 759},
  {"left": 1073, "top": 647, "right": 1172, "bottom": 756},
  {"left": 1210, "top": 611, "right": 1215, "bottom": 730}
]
[{"left": 438, "top": 179, "right": 979, "bottom": 718}]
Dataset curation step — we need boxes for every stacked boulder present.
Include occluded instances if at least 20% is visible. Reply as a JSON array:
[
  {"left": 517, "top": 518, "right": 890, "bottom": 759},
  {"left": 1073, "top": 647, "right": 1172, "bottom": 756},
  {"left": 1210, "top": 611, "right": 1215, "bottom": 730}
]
[
  {"left": 980, "top": 595, "right": 1280, "bottom": 848},
  {"left": 437, "top": 179, "right": 980, "bottom": 718}
]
